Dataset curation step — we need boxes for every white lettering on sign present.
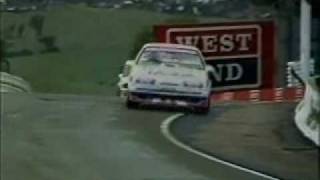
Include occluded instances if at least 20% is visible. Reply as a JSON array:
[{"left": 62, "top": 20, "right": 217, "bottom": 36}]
[
  {"left": 165, "top": 25, "right": 262, "bottom": 61},
  {"left": 236, "top": 33, "right": 252, "bottom": 51},
  {"left": 201, "top": 35, "right": 218, "bottom": 53},
  {"left": 211, "top": 63, "right": 244, "bottom": 82},
  {"left": 174, "top": 33, "right": 252, "bottom": 53},
  {"left": 211, "top": 64, "right": 224, "bottom": 82},
  {"left": 220, "top": 34, "right": 234, "bottom": 52},
  {"left": 175, "top": 36, "right": 199, "bottom": 47},
  {"left": 225, "top": 63, "right": 243, "bottom": 81}
]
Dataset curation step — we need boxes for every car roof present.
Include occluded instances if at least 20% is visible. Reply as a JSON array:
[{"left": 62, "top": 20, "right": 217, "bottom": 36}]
[{"left": 143, "top": 43, "right": 199, "bottom": 51}]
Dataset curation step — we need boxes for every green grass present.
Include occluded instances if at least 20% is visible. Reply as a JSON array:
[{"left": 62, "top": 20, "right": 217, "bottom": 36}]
[{"left": 1, "top": 4, "right": 219, "bottom": 95}]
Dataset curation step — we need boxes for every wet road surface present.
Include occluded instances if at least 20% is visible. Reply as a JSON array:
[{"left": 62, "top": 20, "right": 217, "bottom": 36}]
[{"left": 1, "top": 93, "right": 270, "bottom": 180}]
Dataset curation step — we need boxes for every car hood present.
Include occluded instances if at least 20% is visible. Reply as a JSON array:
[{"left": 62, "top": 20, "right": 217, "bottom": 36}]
[{"left": 131, "top": 63, "right": 207, "bottom": 84}]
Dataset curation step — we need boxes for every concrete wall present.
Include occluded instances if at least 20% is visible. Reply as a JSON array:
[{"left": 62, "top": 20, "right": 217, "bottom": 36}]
[{"left": 295, "top": 76, "right": 319, "bottom": 146}]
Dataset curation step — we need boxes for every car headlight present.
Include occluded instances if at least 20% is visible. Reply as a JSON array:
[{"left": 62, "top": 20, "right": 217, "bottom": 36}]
[
  {"left": 183, "top": 81, "right": 204, "bottom": 88},
  {"left": 123, "top": 65, "right": 132, "bottom": 77},
  {"left": 135, "top": 78, "right": 156, "bottom": 85}
]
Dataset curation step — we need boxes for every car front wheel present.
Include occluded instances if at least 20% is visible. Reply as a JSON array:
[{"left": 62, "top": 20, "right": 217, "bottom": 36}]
[
  {"left": 126, "top": 98, "right": 139, "bottom": 109},
  {"left": 194, "top": 98, "right": 210, "bottom": 115}
]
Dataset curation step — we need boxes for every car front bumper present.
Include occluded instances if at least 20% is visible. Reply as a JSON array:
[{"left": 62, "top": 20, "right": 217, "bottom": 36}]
[{"left": 127, "top": 91, "right": 210, "bottom": 108}]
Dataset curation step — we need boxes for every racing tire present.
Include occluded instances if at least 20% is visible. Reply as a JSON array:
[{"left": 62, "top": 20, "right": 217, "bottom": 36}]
[
  {"left": 194, "top": 98, "right": 210, "bottom": 115},
  {"left": 126, "top": 99, "right": 139, "bottom": 109},
  {"left": 116, "top": 88, "right": 120, "bottom": 96},
  {"left": 195, "top": 106, "right": 210, "bottom": 115}
]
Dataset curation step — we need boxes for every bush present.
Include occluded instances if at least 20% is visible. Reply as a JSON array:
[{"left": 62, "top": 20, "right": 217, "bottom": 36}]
[
  {"left": 0, "top": 60, "right": 10, "bottom": 73},
  {"left": 29, "top": 14, "right": 45, "bottom": 37},
  {"left": 0, "top": 39, "right": 5, "bottom": 59},
  {"left": 38, "top": 36, "right": 60, "bottom": 53},
  {"left": 0, "top": 39, "right": 11, "bottom": 72}
]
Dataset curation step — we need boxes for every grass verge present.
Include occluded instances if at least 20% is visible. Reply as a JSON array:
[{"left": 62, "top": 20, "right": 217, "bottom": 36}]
[{"left": 1, "top": 4, "right": 220, "bottom": 95}]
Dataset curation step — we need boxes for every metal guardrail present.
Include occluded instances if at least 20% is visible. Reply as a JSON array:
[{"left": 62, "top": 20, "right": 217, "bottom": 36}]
[
  {"left": 0, "top": 72, "right": 32, "bottom": 93},
  {"left": 287, "top": 61, "right": 319, "bottom": 145},
  {"left": 287, "top": 59, "right": 314, "bottom": 87}
]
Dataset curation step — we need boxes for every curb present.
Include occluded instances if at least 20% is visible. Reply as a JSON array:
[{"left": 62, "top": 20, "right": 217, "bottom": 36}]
[
  {"left": 0, "top": 72, "right": 32, "bottom": 93},
  {"left": 161, "top": 113, "right": 280, "bottom": 180}
]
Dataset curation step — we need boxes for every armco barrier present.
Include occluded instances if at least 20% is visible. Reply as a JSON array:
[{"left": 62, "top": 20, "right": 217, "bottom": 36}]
[
  {"left": 294, "top": 77, "right": 319, "bottom": 146},
  {"left": 0, "top": 72, "right": 32, "bottom": 93},
  {"left": 287, "top": 60, "right": 314, "bottom": 87},
  {"left": 211, "top": 88, "right": 305, "bottom": 103}
]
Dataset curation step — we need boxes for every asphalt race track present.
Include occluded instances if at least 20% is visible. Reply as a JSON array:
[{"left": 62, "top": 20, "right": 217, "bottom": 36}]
[{"left": 1, "top": 93, "right": 273, "bottom": 180}]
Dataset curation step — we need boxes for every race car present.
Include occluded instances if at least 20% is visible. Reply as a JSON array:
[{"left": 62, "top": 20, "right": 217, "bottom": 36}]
[{"left": 118, "top": 43, "right": 213, "bottom": 114}]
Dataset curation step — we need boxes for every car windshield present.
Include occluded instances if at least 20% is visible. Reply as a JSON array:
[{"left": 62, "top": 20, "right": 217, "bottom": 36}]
[{"left": 138, "top": 48, "right": 204, "bottom": 69}]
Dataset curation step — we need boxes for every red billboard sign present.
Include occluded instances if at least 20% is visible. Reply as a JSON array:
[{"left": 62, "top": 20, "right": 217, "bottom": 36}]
[{"left": 154, "top": 21, "right": 275, "bottom": 90}]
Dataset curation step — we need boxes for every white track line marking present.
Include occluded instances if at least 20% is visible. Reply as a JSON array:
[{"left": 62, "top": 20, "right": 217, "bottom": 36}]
[{"left": 161, "top": 113, "right": 280, "bottom": 180}]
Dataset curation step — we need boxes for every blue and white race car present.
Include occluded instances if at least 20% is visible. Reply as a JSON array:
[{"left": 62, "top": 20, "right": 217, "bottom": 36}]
[{"left": 118, "top": 43, "right": 213, "bottom": 114}]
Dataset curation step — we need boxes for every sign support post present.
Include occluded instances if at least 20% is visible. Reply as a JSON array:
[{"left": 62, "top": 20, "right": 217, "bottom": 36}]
[{"left": 300, "top": 0, "right": 312, "bottom": 81}]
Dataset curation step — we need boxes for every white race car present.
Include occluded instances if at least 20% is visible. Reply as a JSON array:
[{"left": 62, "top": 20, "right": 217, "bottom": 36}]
[{"left": 118, "top": 43, "right": 213, "bottom": 114}]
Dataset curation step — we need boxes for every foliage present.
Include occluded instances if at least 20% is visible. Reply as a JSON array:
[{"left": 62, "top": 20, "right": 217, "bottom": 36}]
[
  {"left": 29, "top": 14, "right": 45, "bottom": 36},
  {"left": 0, "top": 39, "right": 5, "bottom": 62},
  {"left": 38, "top": 36, "right": 60, "bottom": 53},
  {"left": 0, "top": 39, "right": 10, "bottom": 72},
  {"left": 0, "top": 60, "right": 11, "bottom": 72},
  {"left": 250, "top": 0, "right": 278, "bottom": 6}
]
